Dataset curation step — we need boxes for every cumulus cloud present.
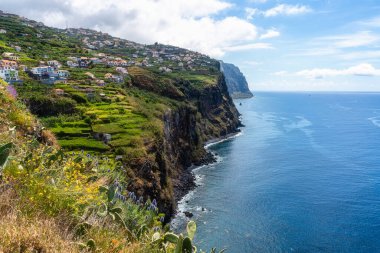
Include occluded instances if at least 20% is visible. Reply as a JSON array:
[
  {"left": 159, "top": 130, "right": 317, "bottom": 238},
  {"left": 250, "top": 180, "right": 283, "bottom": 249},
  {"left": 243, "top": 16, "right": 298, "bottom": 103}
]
[
  {"left": 1, "top": 0, "right": 262, "bottom": 58},
  {"left": 296, "top": 63, "right": 380, "bottom": 79},
  {"left": 260, "top": 29, "right": 280, "bottom": 39},
  {"left": 263, "top": 4, "right": 311, "bottom": 17}
]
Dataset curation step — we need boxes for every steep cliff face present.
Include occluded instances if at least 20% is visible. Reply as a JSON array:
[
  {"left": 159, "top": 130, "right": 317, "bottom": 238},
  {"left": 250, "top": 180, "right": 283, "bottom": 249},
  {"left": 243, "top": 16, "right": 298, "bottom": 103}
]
[
  {"left": 126, "top": 74, "right": 241, "bottom": 218},
  {"left": 163, "top": 74, "right": 241, "bottom": 215},
  {"left": 220, "top": 61, "right": 254, "bottom": 99}
]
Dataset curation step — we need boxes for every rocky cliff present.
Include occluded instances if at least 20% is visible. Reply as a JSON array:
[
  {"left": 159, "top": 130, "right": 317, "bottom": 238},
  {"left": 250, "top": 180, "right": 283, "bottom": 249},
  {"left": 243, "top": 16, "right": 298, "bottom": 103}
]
[
  {"left": 127, "top": 72, "right": 241, "bottom": 218},
  {"left": 0, "top": 11, "right": 242, "bottom": 219},
  {"left": 220, "top": 61, "right": 254, "bottom": 99}
]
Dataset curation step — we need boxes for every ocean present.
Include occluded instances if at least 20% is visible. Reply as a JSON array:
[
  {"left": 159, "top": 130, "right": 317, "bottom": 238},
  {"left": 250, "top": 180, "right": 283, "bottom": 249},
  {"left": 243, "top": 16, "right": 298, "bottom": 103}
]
[{"left": 172, "top": 92, "right": 380, "bottom": 253}]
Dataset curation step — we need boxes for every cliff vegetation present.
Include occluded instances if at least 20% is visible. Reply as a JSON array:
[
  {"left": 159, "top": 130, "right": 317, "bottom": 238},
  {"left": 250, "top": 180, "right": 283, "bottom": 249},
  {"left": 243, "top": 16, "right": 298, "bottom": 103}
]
[{"left": 0, "top": 11, "right": 241, "bottom": 252}]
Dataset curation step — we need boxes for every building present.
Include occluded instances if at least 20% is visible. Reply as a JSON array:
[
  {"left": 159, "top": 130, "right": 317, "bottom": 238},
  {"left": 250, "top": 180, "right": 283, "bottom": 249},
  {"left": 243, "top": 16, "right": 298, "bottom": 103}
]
[
  {"left": 85, "top": 88, "right": 95, "bottom": 99},
  {"left": 0, "top": 60, "right": 18, "bottom": 69},
  {"left": 53, "top": 88, "right": 64, "bottom": 95},
  {"left": 0, "top": 67, "right": 20, "bottom": 83},
  {"left": 57, "top": 70, "right": 69, "bottom": 78},
  {"left": 79, "top": 58, "right": 90, "bottom": 68},
  {"left": 29, "top": 66, "right": 69, "bottom": 84},
  {"left": 67, "top": 61, "right": 79, "bottom": 68},
  {"left": 2, "top": 52, "right": 19, "bottom": 61},
  {"left": 47, "top": 60, "right": 62, "bottom": 69},
  {"left": 104, "top": 73, "right": 113, "bottom": 79},
  {"left": 30, "top": 66, "right": 55, "bottom": 77},
  {"left": 90, "top": 57, "right": 102, "bottom": 64},
  {"left": 115, "top": 67, "right": 128, "bottom": 75},
  {"left": 95, "top": 79, "right": 105, "bottom": 86}
]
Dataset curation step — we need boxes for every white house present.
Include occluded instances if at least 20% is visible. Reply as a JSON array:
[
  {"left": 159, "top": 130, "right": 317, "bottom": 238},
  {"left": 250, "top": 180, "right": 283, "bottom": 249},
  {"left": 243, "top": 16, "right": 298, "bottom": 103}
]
[
  {"left": 115, "top": 67, "right": 128, "bottom": 75},
  {"left": 67, "top": 61, "right": 79, "bottom": 68},
  {"left": 57, "top": 70, "right": 69, "bottom": 78},
  {"left": 47, "top": 60, "right": 62, "bottom": 68},
  {"left": 31, "top": 66, "right": 55, "bottom": 76},
  {"left": 0, "top": 67, "right": 19, "bottom": 83}
]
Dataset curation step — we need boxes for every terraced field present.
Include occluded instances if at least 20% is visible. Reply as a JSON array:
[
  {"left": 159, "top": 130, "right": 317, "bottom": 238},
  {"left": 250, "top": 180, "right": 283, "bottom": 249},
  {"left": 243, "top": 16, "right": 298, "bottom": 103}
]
[{"left": 44, "top": 80, "right": 152, "bottom": 153}]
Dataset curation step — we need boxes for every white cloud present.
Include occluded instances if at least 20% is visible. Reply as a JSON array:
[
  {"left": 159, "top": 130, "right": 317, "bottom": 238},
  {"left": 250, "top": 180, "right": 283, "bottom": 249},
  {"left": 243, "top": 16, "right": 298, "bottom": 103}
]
[
  {"left": 248, "top": 0, "right": 268, "bottom": 3},
  {"left": 263, "top": 4, "right": 311, "bottom": 17},
  {"left": 289, "top": 47, "right": 340, "bottom": 57},
  {"left": 340, "top": 50, "right": 380, "bottom": 60},
  {"left": 296, "top": 63, "right": 380, "bottom": 79},
  {"left": 260, "top": 29, "right": 280, "bottom": 39},
  {"left": 274, "top": 71, "right": 288, "bottom": 76},
  {"left": 357, "top": 16, "right": 380, "bottom": 27},
  {"left": 288, "top": 31, "right": 380, "bottom": 59},
  {"left": 1, "top": 0, "right": 261, "bottom": 58},
  {"left": 223, "top": 42, "right": 274, "bottom": 52},
  {"left": 243, "top": 60, "right": 261, "bottom": 66},
  {"left": 318, "top": 31, "right": 380, "bottom": 48},
  {"left": 245, "top": 8, "right": 258, "bottom": 20}
]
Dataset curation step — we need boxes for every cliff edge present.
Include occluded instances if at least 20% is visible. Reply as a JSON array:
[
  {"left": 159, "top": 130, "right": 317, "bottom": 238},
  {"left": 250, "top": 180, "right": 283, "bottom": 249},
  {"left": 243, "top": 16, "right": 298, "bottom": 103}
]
[{"left": 220, "top": 61, "right": 254, "bottom": 99}]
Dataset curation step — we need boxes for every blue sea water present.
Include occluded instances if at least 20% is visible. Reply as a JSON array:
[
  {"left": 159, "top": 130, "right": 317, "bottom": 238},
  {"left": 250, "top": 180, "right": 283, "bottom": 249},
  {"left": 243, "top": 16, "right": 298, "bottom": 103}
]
[{"left": 172, "top": 92, "right": 380, "bottom": 253}]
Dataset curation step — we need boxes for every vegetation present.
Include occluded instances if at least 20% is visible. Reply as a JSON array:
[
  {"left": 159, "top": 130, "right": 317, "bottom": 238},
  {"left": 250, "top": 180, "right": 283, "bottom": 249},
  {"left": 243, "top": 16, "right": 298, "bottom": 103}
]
[
  {"left": 0, "top": 12, "right": 237, "bottom": 252},
  {"left": 0, "top": 83, "right": 225, "bottom": 252}
]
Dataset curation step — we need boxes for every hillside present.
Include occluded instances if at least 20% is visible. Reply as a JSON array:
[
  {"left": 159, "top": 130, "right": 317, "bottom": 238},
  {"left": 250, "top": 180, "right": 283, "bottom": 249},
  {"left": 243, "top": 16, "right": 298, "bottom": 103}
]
[
  {"left": 0, "top": 11, "right": 240, "bottom": 223},
  {"left": 0, "top": 80, "right": 222, "bottom": 252},
  {"left": 220, "top": 61, "right": 253, "bottom": 99}
]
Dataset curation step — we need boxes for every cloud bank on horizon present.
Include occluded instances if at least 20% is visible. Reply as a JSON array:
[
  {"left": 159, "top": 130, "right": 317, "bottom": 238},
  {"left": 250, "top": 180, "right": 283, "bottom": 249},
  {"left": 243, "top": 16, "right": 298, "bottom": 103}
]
[{"left": 2, "top": 0, "right": 380, "bottom": 91}]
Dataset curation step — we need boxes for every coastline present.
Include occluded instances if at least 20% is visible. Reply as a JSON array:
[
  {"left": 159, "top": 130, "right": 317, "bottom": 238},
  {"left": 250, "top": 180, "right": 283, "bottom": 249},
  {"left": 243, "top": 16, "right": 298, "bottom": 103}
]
[
  {"left": 204, "top": 129, "right": 243, "bottom": 148},
  {"left": 171, "top": 129, "right": 243, "bottom": 226}
]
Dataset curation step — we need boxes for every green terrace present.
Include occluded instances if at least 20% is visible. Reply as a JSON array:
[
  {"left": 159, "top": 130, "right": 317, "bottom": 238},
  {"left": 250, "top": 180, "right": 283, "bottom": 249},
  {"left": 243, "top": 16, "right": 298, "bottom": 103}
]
[{"left": 42, "top": 84, "right": 152, "bottom": 154}]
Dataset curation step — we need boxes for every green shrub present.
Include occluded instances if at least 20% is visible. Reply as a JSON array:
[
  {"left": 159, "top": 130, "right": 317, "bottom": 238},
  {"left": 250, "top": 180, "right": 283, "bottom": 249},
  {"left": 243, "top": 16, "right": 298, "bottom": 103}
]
[{"left": 27, "top": 95, "right": 78, "bottom": 117}]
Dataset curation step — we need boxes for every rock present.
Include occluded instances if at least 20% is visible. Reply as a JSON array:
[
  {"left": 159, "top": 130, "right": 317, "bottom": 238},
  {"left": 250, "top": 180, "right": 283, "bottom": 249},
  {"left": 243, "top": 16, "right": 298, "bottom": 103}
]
[
  {"left": 220, "top": 61, "right": 253, "bottom": 99},
  {"left": 183, "top": 211, "right": 193, "bottom": 218}
]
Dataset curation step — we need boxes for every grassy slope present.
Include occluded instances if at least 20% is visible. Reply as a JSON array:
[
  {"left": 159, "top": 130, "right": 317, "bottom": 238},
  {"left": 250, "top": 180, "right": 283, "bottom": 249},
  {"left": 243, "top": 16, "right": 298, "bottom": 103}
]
[
  {"left": 0, "top": 14, "right": 227, "bottom": 252},
  {"left": 0, "top": 14, "right": 218, "bottom": 158},
  {"left": 0, "top": 81, "right": 217, "bottom": 252}
]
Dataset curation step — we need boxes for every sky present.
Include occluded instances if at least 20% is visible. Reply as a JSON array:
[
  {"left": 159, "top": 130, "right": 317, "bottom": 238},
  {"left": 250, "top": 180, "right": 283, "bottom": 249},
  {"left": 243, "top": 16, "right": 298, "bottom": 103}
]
[{"left": 2, "top": 0, "right": 380, "bottom": 91}]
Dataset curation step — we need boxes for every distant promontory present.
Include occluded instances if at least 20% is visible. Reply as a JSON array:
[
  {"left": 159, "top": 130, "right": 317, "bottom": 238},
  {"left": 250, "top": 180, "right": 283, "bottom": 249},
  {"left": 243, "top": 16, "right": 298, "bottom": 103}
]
[{"left": 220, "top": 61, "right": 253, "bottom": 99}]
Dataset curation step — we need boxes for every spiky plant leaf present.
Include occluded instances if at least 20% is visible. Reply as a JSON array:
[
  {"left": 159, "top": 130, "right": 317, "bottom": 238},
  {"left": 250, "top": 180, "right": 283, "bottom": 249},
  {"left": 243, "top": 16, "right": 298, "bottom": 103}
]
[
  {"left": 186, "top": 221, "right": 196, "bottom": 240},
  {"left": 174, "top": 234, "right": 184, "bottom": 253},
  {"left": 183, "top": 237, "right": 193, "bottom": 253},
  {"left": 86, "top": 239, "right": 96, "bottom": 250},
  {"left": 0, "top": 143, "right": 12, "bottom": 169},
  {"left": 164, "top": 232, "right": 179, "bottom": 244},
  {"left": 97, "top": 203, "right": 108, "bottom": 217}
]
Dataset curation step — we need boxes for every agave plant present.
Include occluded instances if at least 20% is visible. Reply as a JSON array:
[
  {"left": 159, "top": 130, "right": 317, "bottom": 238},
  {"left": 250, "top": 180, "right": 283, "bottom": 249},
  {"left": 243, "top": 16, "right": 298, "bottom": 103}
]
[
  {"left": 97, "top": 184, "right": 134, "bottom": 239},
  {"left": 153, "top": 220, "right": 225, "bottom": 253},
  {"left": 151, "top": 220, "right": 196, "bottom": 253},
  {"left": 0, "top": 143, "right": 12, "bottom": 178}
]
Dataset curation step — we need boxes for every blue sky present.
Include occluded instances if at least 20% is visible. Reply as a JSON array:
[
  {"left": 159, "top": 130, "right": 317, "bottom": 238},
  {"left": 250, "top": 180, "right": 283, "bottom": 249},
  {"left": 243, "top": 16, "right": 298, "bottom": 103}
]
[
  {"left": 221, "top": 0, "right": 380, "bottom": 91},
  {"left": 2, "top": 0, "right": 380, "bottom": 91}
]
